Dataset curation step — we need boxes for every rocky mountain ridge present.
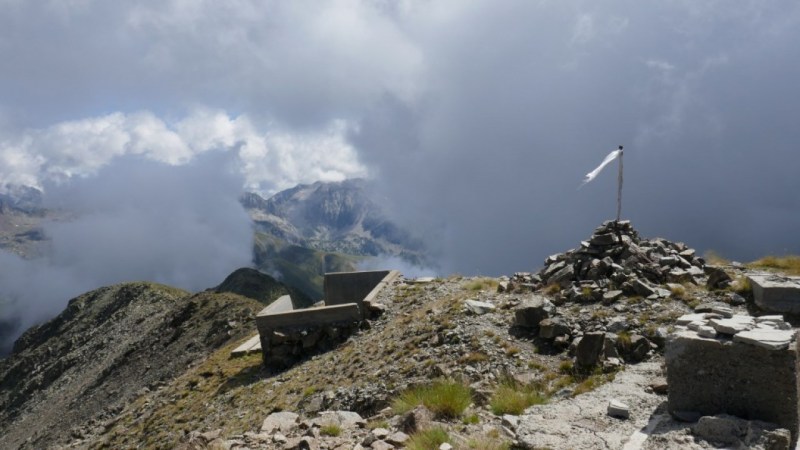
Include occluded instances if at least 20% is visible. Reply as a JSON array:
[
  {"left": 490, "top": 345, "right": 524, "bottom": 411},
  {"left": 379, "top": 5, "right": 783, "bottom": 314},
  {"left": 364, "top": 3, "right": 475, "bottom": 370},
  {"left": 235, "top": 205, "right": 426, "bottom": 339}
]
[
  {"left": 243, "top": 179, "right": 424, "bottom": 263},
  {"left": 0, "top": 269, "right": 298, "bottom": 449}
]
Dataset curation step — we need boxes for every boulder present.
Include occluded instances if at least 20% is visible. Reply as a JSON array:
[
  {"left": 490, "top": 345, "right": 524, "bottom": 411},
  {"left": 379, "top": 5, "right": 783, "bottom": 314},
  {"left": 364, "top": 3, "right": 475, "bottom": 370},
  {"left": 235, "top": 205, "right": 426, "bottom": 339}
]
[
  {"left": 705, "top": 266, "right": 732, "bottom": 290},
  {"left": 575, "top": 332, "right": 605, "bottom": 367},
  {"left": 513, "top": 296, "right": 555, "bottom": 328},
  {"left": 539, "top": 318, "right": 570, "bottom": 339},
  {"left": 261, "top": 411, "right": 300, "bottom": 434},
  {"left": 627, "top": 335, "right": 650, "bottom": 362}
]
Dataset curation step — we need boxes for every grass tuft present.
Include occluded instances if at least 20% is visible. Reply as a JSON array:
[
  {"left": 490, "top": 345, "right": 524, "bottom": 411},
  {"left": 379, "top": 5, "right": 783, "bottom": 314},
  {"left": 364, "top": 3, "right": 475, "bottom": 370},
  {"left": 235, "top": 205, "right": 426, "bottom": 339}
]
[
  {"left": 407, "top": 427, "right": 451, "bottom": 450},
  {"left": 320, "top": 424, "right": 341, "bottom": 437},
  {"left": 490, "top": 378, "right": 548, "bottom": 415},
  {"left": 392, "top": 379, "right": 473, "bottom": 419}
]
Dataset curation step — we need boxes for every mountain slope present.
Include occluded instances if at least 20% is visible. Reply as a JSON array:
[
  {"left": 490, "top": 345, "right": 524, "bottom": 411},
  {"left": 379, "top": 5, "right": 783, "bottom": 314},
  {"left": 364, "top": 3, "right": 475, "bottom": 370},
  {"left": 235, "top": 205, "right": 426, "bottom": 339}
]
[
  {"left": 243, "top": 179, "right": 424, "bottom": 262},
  {"left": 252, "top": 232, "right": 361, "bottom": 301},
  {"left": 0, "top": 269, "right": 294, "bottom": 450}
]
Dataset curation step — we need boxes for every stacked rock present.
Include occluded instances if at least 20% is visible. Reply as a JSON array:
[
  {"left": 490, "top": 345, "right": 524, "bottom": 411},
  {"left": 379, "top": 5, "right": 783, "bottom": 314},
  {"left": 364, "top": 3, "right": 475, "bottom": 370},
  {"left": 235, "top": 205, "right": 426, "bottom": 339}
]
[{"left": 512, "top": 221, "right": 707, "bottom": 302}]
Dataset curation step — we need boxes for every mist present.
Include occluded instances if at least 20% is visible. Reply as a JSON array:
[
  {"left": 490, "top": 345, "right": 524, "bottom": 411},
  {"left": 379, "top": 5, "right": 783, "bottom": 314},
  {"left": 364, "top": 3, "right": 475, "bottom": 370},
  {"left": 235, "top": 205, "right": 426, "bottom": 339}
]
[{"left": 0, "top": 152, "right": 253, "bottom": 354}]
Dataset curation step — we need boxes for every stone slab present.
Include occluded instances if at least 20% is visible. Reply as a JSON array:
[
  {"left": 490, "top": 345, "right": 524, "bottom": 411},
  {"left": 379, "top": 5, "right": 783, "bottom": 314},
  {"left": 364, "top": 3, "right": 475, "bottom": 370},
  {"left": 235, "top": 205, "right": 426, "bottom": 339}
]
[
  {"left": 256, "top": 303, "right": 361, "bottom": 332},
  {"left": 257, "top": 294, "right": 294, "bottom": 316},
  {"left": 709, "top": 316, "right": 754, "bottom": 335},
  {"left": 464, "top": 300, "right": 495, "bottom": 315},
  {"left": 231, "top": 334, "right": 262, "bottom": 356},
  {"left": 733, "top": 329, "right": 796, "bottom": 350},
  {"left": 749, "top": 274, "right": 800, "bottom": 314}
]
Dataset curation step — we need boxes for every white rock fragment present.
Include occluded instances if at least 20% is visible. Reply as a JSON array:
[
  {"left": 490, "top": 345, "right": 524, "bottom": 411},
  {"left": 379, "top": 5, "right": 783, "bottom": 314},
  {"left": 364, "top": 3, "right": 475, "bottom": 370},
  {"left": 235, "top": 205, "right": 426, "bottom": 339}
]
[
  {"left": 260, "top": 411, "right": 299, "bottom": 434},
  {"left": 371, "top": 428, "right": 390, "bottom": 439},
  {"left": 464, "top": 300, "right": 496, "bottom": 315},
  {"left": 412, "top": 276, "right": 435, "bottom": 283},
  {"left": 733, "top": 329, "right": 796, "bottom": 350},
  {"left": 439, "top": 444, "right": 453, "bottom": 450},
  {"left": 756, "top": 315, "right": 784, "bottom": 322},
  {"left": 709, "top": 316, "right": 754, "bottom": 335},
  {"left": 607, "top": 399, "right": 630, "bottom": 419},
  {"left": 697, "top": 326, "right": 718, "bottom": 339},
  {"left": 677, "top": 314, "right": 707, "bottom": 326}
]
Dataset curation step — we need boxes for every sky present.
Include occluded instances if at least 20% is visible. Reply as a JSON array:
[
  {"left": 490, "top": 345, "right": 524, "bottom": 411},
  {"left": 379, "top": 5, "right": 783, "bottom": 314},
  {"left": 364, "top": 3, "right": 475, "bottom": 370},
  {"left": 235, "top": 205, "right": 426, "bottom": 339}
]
[{"left": 1, "top": 1, "right": 800, "bottom": 343}]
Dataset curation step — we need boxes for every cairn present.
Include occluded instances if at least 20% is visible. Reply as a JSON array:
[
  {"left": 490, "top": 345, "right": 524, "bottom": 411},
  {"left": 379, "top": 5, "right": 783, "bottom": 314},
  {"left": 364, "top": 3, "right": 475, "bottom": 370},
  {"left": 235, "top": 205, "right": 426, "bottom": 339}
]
[{"left": 510, "top": 221, "right": 707, "bottom": 302}]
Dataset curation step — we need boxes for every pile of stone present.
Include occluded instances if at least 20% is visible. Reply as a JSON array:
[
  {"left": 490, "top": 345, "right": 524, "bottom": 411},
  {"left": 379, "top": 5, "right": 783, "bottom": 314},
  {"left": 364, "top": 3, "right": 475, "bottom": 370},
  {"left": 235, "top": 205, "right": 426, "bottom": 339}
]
[{"left": 508, "top": 220, "right": 717, "bottom": 302}]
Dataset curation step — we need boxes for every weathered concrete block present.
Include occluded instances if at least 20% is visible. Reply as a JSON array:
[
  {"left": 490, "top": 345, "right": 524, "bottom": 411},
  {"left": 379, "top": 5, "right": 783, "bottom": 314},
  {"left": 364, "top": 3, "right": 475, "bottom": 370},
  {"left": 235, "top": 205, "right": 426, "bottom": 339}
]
[
  {"left": 666, "top": 329, "right": 800, "bottom": 445},
  {"left": 324, "top": 270, "right": 400, "bottom": 317},
  {"left": 256, "top": 303, "right": 361, "bottom": 332},
  {"left": 231, "top": 334, "right": 262, "bottom": 357},
  {"left": 749, "top": 274, "right": 800, "bottom": 314},
  {"left": 257, "top": 294, "right": 295, "bottom": 316}
]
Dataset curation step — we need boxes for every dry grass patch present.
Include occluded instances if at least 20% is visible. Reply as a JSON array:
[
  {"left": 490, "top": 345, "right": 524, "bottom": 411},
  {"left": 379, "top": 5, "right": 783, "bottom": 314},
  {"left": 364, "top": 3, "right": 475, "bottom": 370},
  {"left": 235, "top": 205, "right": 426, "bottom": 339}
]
[
  {"left": 704, "top": 250, "right": 731, "bottom": 265},
  {"left": 490, "top": 379, "right": 548, "bottom": 415},
  {"left": 748, "top": 255, "right": 800, "bottom": 276},
  {"left": 465, "top": 277, "right": 500, "bottom": 291}
]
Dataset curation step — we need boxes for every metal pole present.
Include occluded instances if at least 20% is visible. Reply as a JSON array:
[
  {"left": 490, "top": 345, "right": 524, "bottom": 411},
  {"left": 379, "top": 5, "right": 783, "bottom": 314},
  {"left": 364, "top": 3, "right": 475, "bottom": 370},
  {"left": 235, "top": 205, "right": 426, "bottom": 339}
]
[{"left": 616, "top": 145, "right": 623, "bottom": 222}]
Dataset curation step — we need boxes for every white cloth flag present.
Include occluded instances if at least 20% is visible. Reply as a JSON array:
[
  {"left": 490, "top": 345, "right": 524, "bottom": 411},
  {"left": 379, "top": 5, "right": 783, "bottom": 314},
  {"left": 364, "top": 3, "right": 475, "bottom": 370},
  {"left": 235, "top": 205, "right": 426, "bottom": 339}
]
[{"left": 580, "top": 149, "right": 621, "bottom": 188}]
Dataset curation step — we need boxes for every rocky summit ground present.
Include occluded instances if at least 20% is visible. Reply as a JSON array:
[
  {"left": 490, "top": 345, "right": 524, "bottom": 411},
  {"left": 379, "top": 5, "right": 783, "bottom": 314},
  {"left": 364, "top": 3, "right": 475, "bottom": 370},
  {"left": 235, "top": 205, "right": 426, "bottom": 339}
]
[{"left": 1, "top": 222, "right": 796, "bottom": 450}]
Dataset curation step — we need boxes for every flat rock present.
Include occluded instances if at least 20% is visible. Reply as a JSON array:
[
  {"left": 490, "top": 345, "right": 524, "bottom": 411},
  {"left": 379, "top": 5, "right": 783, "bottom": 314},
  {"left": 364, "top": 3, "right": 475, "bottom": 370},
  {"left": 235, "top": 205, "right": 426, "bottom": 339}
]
[
  {"left": 370, "top": 441, "right": 393, "bottom": 450},
  {"left": 697, "top": 326, "right": 717, "bottom": 339},
  {"left": 692, "top": 414, "right": 748, "bottom": 445},
  {"left": 411, "top": 277, "right": 435, "bottom": 284},
  {"left": 261, "top": 411, "right": 300, "bottom": 434},
  {"left": 385, "top": 431, "right": 409, "bottom": 445},
  {"left": 710, "top": 306, "right": 733, "bottom": 318},
  {"left": 733, "top": 329, "right": 796, "bottom": 350},
  {"left": 709, "top": 316, "right": 754, "bottom": 335},
  {"left": 676, "top": 313, "right": 707, "bottom": 326},
  {"left": 603, "top": 290, "right": 623, "bottom": 302},
  {"left": 464, "top": 300, "right": 496, "bottom": 315}
]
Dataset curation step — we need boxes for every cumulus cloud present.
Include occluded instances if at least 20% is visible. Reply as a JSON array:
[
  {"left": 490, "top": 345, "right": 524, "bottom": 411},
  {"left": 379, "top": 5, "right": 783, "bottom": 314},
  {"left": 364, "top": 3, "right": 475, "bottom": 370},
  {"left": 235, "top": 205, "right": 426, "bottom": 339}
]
[{"left": 0, "top": 109, "right": 366, "bottom": 195}]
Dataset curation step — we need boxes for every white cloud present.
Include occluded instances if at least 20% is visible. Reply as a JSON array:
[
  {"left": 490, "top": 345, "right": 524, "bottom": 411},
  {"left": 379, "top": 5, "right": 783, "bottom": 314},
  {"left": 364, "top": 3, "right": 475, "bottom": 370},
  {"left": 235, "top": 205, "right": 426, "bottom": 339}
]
[{"left": 0, "top": 109, "right": 367, "bottom": 194}]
